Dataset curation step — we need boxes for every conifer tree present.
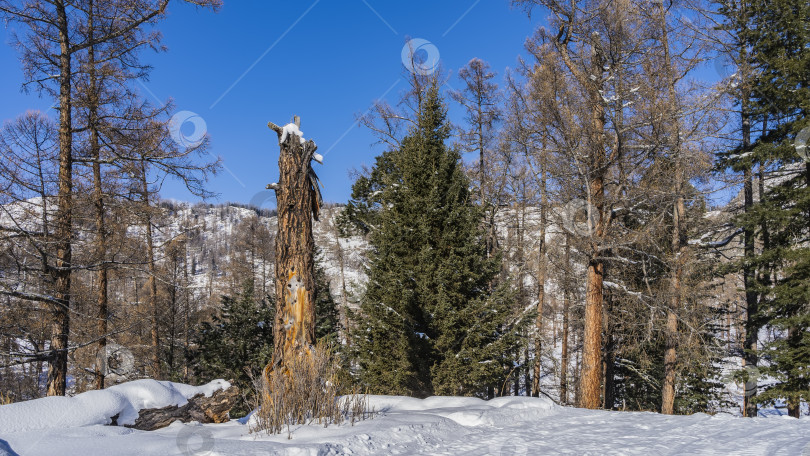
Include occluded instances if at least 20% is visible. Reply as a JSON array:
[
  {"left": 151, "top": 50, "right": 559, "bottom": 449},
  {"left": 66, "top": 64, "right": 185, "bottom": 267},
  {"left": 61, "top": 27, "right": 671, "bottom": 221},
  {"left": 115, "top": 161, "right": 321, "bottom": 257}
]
[
  {"left": 736, "top": 0, "right": 810, "bottom": 417},
  {"left": 192, "top": 280, "right": 274, "bottom": 416},
  {"left": 314, "top": 247, "right": 340, "bottom": 344},
  {"left": 350, "top": 81, "right": 518, "bottom": 398}
]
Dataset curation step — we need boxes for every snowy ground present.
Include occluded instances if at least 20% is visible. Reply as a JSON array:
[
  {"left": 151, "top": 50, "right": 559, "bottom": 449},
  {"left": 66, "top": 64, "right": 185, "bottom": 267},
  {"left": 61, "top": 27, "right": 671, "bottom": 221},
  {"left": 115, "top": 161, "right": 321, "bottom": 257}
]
[{"left": 1, "top": 380, "right": 809, "bottom": 455}]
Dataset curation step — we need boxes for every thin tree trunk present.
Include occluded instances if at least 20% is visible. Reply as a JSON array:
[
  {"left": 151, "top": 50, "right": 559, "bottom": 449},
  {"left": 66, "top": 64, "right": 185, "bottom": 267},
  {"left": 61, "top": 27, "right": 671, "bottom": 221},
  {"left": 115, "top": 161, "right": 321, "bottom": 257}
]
[
  {"left": 603, "top": 293, "right": 615, "bottom": 410},
  {"left": 47, "top": 0, "right": 73, "bottom": 397},
  {"left": 792, "top": 164, "right": 810, "bottom": 418},
  {"left": 659, "top": 0, "right": 686, "bottom": 415},
  {"left": 560, "top": 235, "right": 571, "bottom": 404},
  {"left": 87, "top": 4, "right": 109, "bottom": 390},
  {"left": 533, "top": 162, "right": 548, "bottom": 398},
  {"left": 574, "top": 330, "right": 581, "bottom": 406},
  {"left": 523, "top": 332, "right": 531, "bottom": 396},
  {"left": 741, "top": 95, "right": 759, "bottom": 418},
  {"left": 139, "top": 161, "right": 160, "bottom": 379},
  {"left": 183, "top": 240, "right": 190, "bottom": 383}
]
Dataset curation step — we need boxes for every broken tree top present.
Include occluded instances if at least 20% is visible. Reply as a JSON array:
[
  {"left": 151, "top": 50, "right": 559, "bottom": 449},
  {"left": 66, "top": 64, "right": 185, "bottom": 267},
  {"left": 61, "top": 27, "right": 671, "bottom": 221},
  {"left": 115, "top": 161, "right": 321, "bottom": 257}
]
[
  {"left": 266, "top": 116, "right": 323, "bottom": 164},
  {"left": 266, "top": 115, "right": 324, "bottom": 221}
]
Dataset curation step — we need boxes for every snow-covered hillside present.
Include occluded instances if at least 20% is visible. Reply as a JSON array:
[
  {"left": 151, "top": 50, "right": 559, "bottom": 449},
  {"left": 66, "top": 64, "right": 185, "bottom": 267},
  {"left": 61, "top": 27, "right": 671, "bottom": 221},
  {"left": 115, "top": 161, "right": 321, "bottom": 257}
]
[
  {"left": 152, "top": 202, "right": 369, "bottom": 309},
  {"left": 0, "top": 378, "right": 807, "bottom": 455}
]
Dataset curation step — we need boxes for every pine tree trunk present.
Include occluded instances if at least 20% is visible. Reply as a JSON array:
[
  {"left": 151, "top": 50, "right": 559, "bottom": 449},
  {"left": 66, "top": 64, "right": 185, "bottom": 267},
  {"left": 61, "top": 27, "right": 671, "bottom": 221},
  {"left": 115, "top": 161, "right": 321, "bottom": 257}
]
[
  {"left": 266, "top": 117, "right": 320, "bottom": 372},
  {"left": 578, "top": 37, "right": 608, "bottom": 410},
  {"left": 659, "top": 0, "right": 686, "bottom": 415},
  {"left": 86, "top": 6, "right": 108, "bottom": 390},
  {"left": 581, "top": 256, "right": 604, "bottom": 409},
  {"left": 603, "top": 294, "right": 615, "bottom": 410},
  {"left": 183, "top": 243, "right": 190, "bottom": 383},
  {"left": 139, "top": 161, "right": 161, "bottom": 379},
  {"left": 533, "top": 160, "right": 548, "bottom": 398},
  {"left": 742, "top": 98, "right": 760, "bottom": 418},
  {"left": 47, "top": 0, "right": 73, "bottom": 397}
]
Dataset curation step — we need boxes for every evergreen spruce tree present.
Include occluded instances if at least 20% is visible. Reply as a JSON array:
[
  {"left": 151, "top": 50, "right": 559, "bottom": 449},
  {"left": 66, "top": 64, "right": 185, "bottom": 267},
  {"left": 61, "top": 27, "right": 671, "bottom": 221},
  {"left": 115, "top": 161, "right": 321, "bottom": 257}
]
[
  {"left": 191, "top": 280, "right": 275, "bottom": 416},
  {"left": 350, "top": 81, "right": 519, "bottom": 398},
  {"left": 314, "top": 247, "right": 340, "bottom": 344},
  {"left": 732, "top": 0, "right": 810, "bottom": 417}
]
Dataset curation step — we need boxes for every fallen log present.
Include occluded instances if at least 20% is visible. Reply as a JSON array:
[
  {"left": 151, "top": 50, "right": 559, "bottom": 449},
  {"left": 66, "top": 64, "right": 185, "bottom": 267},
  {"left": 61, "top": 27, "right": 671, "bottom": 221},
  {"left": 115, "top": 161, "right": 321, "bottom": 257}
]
[{"left": 122, "top": 385, "right": 239, "bottom": 431}]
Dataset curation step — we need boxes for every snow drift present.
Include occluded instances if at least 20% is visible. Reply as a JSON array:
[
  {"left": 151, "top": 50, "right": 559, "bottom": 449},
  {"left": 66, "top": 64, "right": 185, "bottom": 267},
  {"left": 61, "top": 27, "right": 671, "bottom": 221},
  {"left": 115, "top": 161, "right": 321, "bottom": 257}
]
[
  {"left": 1, "top": 379, "right": 809, "bottom": 455},
  {"left": 0, "top": 379, "right": 229, "bottom": 433}
]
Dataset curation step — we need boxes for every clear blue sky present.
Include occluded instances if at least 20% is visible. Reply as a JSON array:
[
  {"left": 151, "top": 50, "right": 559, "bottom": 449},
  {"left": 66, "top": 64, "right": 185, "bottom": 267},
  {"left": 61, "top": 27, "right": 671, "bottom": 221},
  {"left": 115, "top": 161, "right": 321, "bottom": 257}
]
[{"left": 0, "top": 1, "right": 545, "bottom": 209}]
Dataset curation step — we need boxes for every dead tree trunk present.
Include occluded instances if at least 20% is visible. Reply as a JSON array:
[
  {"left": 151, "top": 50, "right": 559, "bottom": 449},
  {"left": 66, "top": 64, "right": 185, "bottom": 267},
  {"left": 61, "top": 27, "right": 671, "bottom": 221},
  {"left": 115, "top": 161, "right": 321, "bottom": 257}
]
[
  {"left": 125, "top": 385, "right": 239, "bottom": 430},
  {"left": 265, "top": 116, "right": 322, "bottom": 374}
]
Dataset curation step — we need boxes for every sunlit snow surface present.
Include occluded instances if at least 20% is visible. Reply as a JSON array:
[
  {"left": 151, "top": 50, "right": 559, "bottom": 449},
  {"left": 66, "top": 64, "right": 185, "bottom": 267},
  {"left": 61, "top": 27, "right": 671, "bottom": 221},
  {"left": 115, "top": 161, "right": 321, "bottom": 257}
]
[{"left": 2, "top": 387, "right": 809, "bottom": 455}]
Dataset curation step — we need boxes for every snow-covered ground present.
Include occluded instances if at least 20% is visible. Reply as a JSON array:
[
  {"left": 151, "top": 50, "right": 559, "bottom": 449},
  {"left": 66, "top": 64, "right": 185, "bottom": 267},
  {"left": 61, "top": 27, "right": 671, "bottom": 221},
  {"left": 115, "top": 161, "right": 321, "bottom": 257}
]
[{"left": 1, "top": 380, "right": 808, "bottom": 455}]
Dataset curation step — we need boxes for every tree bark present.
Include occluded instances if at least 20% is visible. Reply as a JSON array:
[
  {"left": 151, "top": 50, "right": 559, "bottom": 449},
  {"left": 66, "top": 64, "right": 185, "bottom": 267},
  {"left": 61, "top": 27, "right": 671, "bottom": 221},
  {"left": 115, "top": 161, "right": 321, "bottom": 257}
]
[
  {"left": 139, "top": 161, "right": 161, "bottom": 379},
  {"left": 532, "top": 160, "right": 547, "bottom": 398},
  {"left": 266, "top": 116, "right": 321, "bottom": 373},
  {"left": 560, "top": 234, "right": 571, "bottom": 404},
  {"left": 125, "top": 385, "right": 239, "bottom": 431},
  {"left": 742, "top": 94, "right": 759, "bottom": 419},
  {"left": 87, "top": 3, "right": 109, "bottom": 390},
  {"left": 577, "top": 33, "right": 608, "bottom": 411},
  {"left": 603, "top": 292, "right": 615, "bottom": 410},
  {"left": 47, "top": 0, "right": 73, "bottom": 397},
  {"left": 659, "top": 0, "right": 686, "bottom": 415}
]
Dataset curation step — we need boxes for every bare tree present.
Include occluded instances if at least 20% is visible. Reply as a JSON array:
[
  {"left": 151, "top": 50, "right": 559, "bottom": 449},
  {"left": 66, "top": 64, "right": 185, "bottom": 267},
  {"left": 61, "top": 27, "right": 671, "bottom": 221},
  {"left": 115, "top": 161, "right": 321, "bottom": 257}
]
[{"left": 0, "top": 0, "right": 221, "bottom": 396}]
